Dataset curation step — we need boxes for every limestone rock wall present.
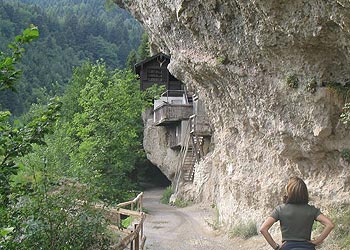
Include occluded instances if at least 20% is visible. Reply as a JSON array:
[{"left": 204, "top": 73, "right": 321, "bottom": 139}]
[
  {"left": 142, "top": 109, "right": 180, "bottom": 180},
  {"left": 116, "top": 0, "right": 350, "bottom": 227}
]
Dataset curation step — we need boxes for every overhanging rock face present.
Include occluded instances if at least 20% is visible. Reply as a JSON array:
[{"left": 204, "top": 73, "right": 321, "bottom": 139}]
[{"left": 116, "top": 0, "right": 350, "bottom": 227}]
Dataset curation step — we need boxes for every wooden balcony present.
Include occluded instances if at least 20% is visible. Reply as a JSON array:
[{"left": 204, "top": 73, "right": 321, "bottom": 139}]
[{"left": 154, "top": 103, "right": 193, "bottom": 126}]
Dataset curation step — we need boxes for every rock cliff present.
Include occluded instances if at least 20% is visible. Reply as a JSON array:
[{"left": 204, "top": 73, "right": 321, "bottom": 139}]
[{"left": 115, "top": 0, "right": 350, "bottom": 228}]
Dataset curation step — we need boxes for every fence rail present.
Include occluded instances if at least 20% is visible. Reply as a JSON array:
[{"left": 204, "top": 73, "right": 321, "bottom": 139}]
[{"left": 111, "top": 192, "right": 146, "bottom": 250}]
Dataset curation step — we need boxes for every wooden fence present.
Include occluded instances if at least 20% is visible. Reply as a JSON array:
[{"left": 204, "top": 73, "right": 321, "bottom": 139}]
[{"left": 111, "top": 192, "right": 146, "bottom": 250}]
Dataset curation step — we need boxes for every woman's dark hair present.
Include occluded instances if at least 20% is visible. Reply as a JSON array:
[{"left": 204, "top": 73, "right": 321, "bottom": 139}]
[{"left": 283, "top": 177, "right": 309, "bottom": 204}]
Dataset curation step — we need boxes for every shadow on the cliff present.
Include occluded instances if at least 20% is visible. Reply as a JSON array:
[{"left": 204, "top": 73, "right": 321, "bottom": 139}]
[{"left": 134, "top": 159, "right": 171, "bottom": 190}]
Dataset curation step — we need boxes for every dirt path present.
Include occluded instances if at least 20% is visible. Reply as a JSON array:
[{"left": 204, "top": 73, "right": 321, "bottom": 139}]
[{"left": 142, "top": 188, "right": 271, "bottom": 250}]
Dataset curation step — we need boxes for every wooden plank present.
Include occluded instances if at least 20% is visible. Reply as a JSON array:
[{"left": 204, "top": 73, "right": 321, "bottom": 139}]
[
  {"left": 117, "top": 200, "right": 134, "bottom": 207},
  {"left": 110, "top": 194, "right": 145, "bottom": 250},
  {"left": 140, "top": 236, "right": 146, "bottom": 250},
  {"left": 116, "top": 192, "right": 143, "bottom": 209},
  {"left": 134, "top": 224, "right": 139, "bottom": 250},
  {"left": 115, "top": 208, "right": 142, "bottom": 217},
  {"left": 117, "top": 223, "right": 143, "bottom": 249}
]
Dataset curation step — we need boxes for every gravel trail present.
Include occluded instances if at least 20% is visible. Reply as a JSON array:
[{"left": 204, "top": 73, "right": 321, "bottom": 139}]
[{"left": 142, "top": 188, "right": 269, "bottom": 250}]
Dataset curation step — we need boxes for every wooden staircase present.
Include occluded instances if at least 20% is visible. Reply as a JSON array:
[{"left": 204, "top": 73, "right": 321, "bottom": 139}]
[
  {"left": 173, "top": 122, "right": 194, "bottom": 193},
  {"left": 182, "top": 147, "right": 196, "bottom": 182}
]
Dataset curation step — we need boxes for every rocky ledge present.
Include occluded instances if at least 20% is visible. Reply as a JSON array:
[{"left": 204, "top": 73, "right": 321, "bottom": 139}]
[{"left": 115, "top": 0, "right": 350, "bottom": 228}]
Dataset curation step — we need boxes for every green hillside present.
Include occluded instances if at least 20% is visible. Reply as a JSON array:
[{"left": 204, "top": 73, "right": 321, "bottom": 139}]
[{"left": 0, "top": 0, "right": 143, "bottom": 115}]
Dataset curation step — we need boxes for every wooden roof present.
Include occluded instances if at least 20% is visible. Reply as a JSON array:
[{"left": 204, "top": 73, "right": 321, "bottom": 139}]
[{"left": 134, "top": 52, "right": 170, "bottom": 73}]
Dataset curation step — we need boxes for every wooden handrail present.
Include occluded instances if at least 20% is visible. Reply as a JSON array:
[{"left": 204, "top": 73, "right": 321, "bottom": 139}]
[
  {"left": 115, "top": 213, "right": 146, "bottom": 249},
  {"left": 173, "top": 120, "right": 193, "bottom": 193},
  {"left": 117, "top": 192, "right": 143, "bottom": 211},
  {"left": 111, "top": 192, "right": 146, "bottom": 250}
]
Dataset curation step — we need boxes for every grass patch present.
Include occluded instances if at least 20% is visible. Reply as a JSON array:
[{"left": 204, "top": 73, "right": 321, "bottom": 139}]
[
  {"left": 160, "top": 186, "right": 172, "bottom": 204},
  {"left": 306, "top": 78, "right": 317, "bottom": 93},
  {"left": 229, "top": 220, "right": 258, "bottom": 239},
  {"left": 286, "top": 74, "right": 299, "bottom": 88},
  {"left": 330, "top": 205, "right": 350, "bottom": 249},
  {"left": 206, "top": 205, "right": 220, "bottom": 230},
  {"left": 142, "top": 207, "right": 150, "bottom": 214},
  {"left": 174, "top": 199, "right": 190, "bottom": 208},
  {"left": 121, "top": 216, "right": 131, "bottom": 229}
]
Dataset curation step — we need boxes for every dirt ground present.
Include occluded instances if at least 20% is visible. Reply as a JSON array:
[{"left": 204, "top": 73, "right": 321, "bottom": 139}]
[{"left": 142, "top": 188, "right": 273, "bottom": 250}]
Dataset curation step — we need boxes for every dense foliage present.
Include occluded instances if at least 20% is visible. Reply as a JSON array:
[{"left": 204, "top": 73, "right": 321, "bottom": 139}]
[
  {"left": 0, "top": 61, "right": 158, "bottom": 249},
  {"left": 0, "top": 0, "right": 143, "bottom": 115},
  {"left": 0, "top": 21, "right": 156, "bottom": 248},
  {"left": 0, "top": 25, "right": 41, "bottom": 206}
]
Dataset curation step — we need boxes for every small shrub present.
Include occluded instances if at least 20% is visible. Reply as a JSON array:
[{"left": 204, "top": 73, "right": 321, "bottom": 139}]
[
  {"left": 340, "top": 103, "right": 350, "bottom": 126},
  {"left": 121, "top": 216, "right": 131, "bottom": 229},
  {"left": 286, "top": 74, "right": 299, "bottom": 88},
  {"left": 230, "top": 220, "right": 258, "bottom": 239},
  {"left": 174, "top": 199, "right": 190, "bottom": 208},
  {"left": 206, "top": 205, "right": 220, "bottom": 230},
  {"left": 216, "top": 56, "right": 227, "bottom": 65},
  {"left": 141, "top": 207, "right": 149, "bottom": 214},
  {"left": 160, "top": 186, "right": 172, "bottom": 204},
  {"left": 324, "top": 81, "right": 350, "bottom": 126},
  {"left": 306, "top": 78, "right": 317, "bottom": 93},
  {"left": 340, "top": 149, "right": 350, "bottom": 163},
  {"left": 325, "top": 81, "right": 350, "bottom": 99}
]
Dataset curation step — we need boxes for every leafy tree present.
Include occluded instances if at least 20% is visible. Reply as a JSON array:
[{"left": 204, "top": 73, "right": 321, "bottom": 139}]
[
  {"left": 0, "top": 0, "right": 144, "bottom": 115},
  {"left": 0, "top": 24, "right": 38, "bottom": 91},
  {"left": 0, "top": 28, "right": 113, "bottom": 249},
  {"left": 0, "top": 26, "right": 66, "bottom": 247},
  {"left": 0, "top": 25, "right": 41, "bottom": 206},
  {"left": 126, "top": 49, "right": 137, "bottom": 70},
  {"left": 137, "top": 32, "right": 150, "bottom": 61},
  {"left": 68, "top": 62, "right": 156, "bottom": 201}
]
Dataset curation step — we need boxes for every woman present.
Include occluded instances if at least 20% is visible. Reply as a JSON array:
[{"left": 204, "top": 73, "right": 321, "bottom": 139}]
[{"left": 260, "top": 177, "right": 334, "bottom": 250}]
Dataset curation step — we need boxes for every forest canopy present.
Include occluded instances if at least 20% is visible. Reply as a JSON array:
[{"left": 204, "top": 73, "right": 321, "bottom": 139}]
[
  {"left": 0, "top": 0, "right": 144, "bottom": 115},
  {"left": 0, "top": 0, "right": 158, "bottom": 248}
]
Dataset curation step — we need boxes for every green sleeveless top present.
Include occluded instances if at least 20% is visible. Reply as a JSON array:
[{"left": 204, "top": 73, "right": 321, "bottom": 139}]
[{"left": 270, "top": 204, "right": 321, "bottom": 241}]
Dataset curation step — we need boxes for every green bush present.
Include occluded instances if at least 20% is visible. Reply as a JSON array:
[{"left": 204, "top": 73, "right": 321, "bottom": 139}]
[
  {"left": 340, "top": 103, "right": 350, "bottom": 126},
  {"left": 286, "top": 74, "right": 299, "bottom": 88},
  {"left": 2, "top": 181, "right": 111, "bottom": 250},
  {"left": 230, "top": 220, "right": 258, "bottom": 239},
  {"left": 340, "top": 149, "right": 350, "bottom": 163},
  {"left": 174, "top": 199, "right": 190, "bottom": 208},
  {"left": 216, "top": 56, "right": 227, "bottom": 65},
  {"left": 306, "top": 78, "right": 317, "bottom": 93},
  {"left": 160, "top": 186, "right": 173, "bottom": 204}
]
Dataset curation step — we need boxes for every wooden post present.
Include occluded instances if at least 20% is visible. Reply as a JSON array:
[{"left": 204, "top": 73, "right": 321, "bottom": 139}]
[
  {"left": 117, "top": 212, "right": 121, "bottom": 228},
  {"left": 134, "top": 224, "right": 139, "bottom": 250},
  {"left": 140, "top": 194, "right": 143, "bottom": 212},
  {"left": 140, "top": 218, "right": 144, "bottom": 241},
  {"left": 130, "top": 230, "right": 134, "bottom": 250}
]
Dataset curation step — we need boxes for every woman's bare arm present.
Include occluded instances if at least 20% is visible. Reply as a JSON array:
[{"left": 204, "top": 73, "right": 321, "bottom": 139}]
[
  {"left": 260, "top": 217, "right": 280, "bottom": 249},
  {"left": 310, "top": 214, "right": 335, "bottom": 246}
]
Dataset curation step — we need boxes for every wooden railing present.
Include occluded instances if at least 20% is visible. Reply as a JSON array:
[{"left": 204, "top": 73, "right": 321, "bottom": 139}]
[
  {"left": 110, "top": 192, "right": 146, "bottom": 250},
  {"left": 173, "top": 120, "right": 193, "bottom": 192}
]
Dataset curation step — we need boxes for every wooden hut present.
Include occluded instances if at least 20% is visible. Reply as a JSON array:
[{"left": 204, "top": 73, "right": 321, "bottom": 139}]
[{"left": 135, "top": 53, "right": 183, "bottom": 91}]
